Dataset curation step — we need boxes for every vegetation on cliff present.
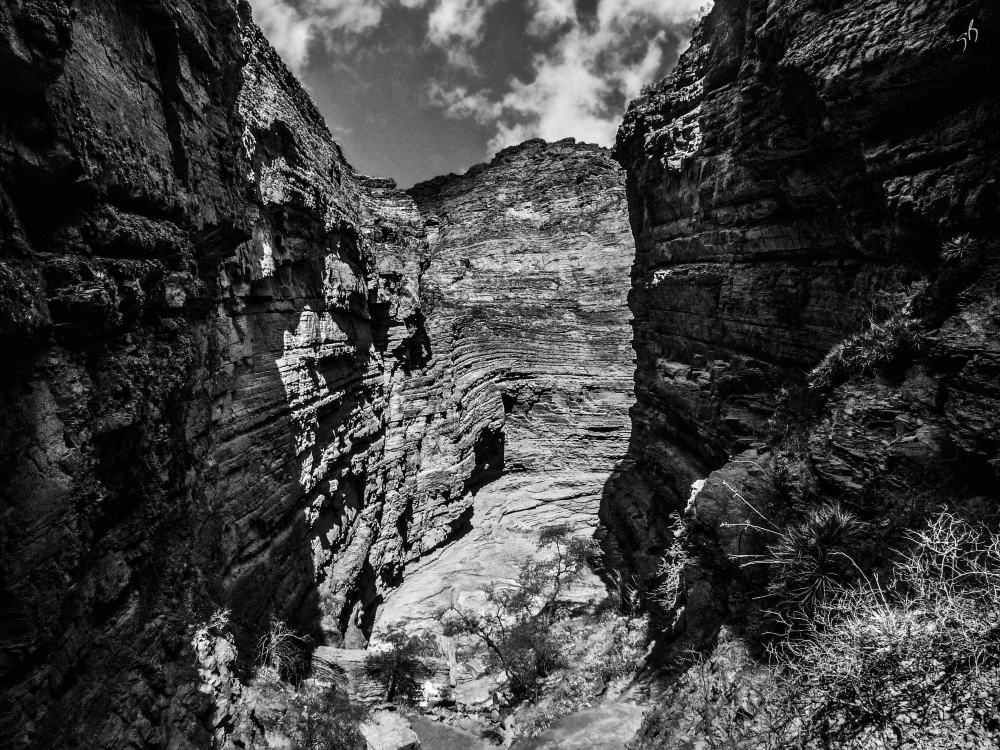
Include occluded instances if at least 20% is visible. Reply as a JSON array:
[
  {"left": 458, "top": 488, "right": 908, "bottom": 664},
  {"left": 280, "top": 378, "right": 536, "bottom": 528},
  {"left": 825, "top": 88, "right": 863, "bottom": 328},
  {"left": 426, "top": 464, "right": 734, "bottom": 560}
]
[{"left": 639, "top": 513, "right": 1000, "bottom": 749}]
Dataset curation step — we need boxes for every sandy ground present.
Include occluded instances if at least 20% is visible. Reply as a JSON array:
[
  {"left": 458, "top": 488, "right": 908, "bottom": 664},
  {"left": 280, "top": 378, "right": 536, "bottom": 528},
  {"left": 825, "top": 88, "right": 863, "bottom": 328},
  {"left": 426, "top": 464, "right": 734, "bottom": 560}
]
[
  {"left": 409, "top": 715, "right": 494, "bottom": 750},
  {"left": 513, "top": 703, "right": 645, "bottom": 750}
]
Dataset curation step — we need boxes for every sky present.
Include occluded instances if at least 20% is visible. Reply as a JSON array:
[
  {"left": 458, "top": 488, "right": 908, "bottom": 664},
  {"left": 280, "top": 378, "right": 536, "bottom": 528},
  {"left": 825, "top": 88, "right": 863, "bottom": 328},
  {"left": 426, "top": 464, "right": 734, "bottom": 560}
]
[{"left": 249, "top": 0, "right": 710, "bottom": 188}]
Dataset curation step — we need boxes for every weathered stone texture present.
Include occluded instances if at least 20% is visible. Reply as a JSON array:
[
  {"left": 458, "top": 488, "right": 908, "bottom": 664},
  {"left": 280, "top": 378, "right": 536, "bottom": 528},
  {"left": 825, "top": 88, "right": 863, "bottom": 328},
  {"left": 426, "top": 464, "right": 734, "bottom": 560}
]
[
  {"left": 0, "top": 3, "right": 636, "bottom": 746},
  {"left": 610, "top": 0, "right": 1000, "bottom": 667},
  {"left": 0, "top": 3, "right": 427, "bottom": 747},
  {"left": 374, "top": 139, "right": 635, "bottom": 630}
]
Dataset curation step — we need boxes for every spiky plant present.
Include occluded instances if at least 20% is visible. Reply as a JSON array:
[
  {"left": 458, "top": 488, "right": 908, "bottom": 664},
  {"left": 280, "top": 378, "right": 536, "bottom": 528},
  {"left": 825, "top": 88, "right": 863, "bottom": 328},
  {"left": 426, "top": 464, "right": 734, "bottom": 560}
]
[
  {"left": 810, "top": 312, "right": 922, "bottom": 389},
  {"left": 763, "top": 504, "right": 866, "bottom": 620},
  {"left": 941, "top": 232, "right": 977, "bottom": 262}
]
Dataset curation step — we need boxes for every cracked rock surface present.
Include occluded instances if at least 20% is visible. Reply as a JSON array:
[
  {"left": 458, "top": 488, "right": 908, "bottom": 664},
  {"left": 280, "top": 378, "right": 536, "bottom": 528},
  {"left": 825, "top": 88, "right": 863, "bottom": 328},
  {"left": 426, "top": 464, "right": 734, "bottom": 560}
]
[
  {"left": 0, "top": 3, "right": 634, "bottom": 747},
  {"left": 610, "top": 0, "right": 1000, "bottom": 745},
  {"left": 375, "top": 139, "right": 634, "bottom": 632}
]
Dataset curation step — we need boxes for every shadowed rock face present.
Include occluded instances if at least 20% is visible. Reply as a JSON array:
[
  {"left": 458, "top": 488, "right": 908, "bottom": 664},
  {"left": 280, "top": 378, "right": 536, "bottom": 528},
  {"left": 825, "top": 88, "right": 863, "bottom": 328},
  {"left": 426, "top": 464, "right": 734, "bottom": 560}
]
[
  {"left": 610, "top": 0, "right": 1000, "bottom": 662},
  {"left": 0, "top": 3, "right": 634, "bottom": 747},
  {"left": 0, "top": 2, "right": 430, "bottom": 745},
  {"left": 374, "top": 139, "right": 635, "bottom": 630}
]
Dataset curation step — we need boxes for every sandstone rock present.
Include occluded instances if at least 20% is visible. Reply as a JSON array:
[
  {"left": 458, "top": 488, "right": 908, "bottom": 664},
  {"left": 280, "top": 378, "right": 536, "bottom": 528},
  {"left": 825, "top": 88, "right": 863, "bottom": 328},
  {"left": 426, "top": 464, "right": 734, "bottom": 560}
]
[
  {"left": 361, "top": 711, "right": 421, "bottom": 750},
  {"left": 374, "top": 139, "right": 634, "bottom": 631},
  {"left": 609, "top": 0, "right": 1000, "bottom": 598},
  {"left": 0, "top": 3, "right": 428, "bottom": 747},
  {"left": 611, "top": 0, "right": 1000, "bottom": 744},
  {"left": 0, "top": 5, "right": 635, "bottom": 748}
]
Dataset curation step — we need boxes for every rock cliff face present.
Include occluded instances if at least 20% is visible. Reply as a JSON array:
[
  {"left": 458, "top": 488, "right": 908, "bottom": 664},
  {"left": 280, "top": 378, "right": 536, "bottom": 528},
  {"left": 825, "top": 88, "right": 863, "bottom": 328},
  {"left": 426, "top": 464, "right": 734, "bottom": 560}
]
[
  {"left": 610, "top": 0, "right": 1000, "bottom": 658},
  {"left": 376, "top": 140, "right": 634, "bottom": 630},
  {"left": 0, "top": 2, "right": 429, "bottom": 745},
  {"left": 0, "top": 2, "right": 634, "bottom": 746}
]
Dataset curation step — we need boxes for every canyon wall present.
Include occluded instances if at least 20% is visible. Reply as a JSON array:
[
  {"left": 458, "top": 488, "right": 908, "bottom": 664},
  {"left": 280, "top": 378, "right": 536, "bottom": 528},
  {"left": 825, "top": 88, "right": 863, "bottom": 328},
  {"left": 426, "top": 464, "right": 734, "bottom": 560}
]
[
  {"left": 0, "top": 1, "right": 430, "bottom": 745},
  {"left": 376, "top": 140, "right": 634, "bottom": 630},
  {"left": 610, "top": 0, "right": 1000, "bottom": 660},
  {"left": 0, "top": 2, "right": 635, "bottom": 746}
]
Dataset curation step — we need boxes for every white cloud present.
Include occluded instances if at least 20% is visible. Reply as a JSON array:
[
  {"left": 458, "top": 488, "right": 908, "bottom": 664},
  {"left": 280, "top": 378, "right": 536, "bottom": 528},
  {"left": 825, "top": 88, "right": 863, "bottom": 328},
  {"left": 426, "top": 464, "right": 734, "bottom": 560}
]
[
  {"left": 433, "top": 0, "right": 710, "bottom": 155},
  {"left": 252, "top": 0, "right": 316, "bottom": 72},
  {"left": 250, "top": 0, "right": 500, "bottom": 74},
  {"left": 526, "top": 0, "right": 575, "bottom": 35},
  {"left": 318, "top": 0, "right": 387, "bottom": 32},
  {"left": 425, "top": 0, "right": 501, "bottom": 69},
  {"left": 250, "top": 0, "right": 709, "bottom": 158},
  {"left": 250, "top": 0, "right": 392, "bottom": 73},
  {"left": 428, "top": 82, "right": 503, "bottom": 124},
  {"left": 426, "top": 0, "right": 496, "bottom": 46}
]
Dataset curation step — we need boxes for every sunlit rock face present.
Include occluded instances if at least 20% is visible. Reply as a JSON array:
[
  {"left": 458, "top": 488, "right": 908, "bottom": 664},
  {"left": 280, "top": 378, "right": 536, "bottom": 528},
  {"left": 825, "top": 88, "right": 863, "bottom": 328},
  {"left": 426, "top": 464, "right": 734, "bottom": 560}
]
[
  {"left": 0, "top": 1, "right": 637, "bottom": 743},
  {"left": 609, "top": 0, "right": 1000, "bottom": 660},
  {"left": 373, "top": 139, "right": 635, "bottom": 631},
  {"left": 208, "top": 29, "right": 431, "bottom": 651}
]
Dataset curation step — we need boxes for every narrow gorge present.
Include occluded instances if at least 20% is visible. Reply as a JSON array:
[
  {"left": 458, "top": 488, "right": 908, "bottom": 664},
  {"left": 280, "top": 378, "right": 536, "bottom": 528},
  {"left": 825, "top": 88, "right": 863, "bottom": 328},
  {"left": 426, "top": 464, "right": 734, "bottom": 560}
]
[{"left": 2, "top": 0, "right": 999, "bottom": 749}]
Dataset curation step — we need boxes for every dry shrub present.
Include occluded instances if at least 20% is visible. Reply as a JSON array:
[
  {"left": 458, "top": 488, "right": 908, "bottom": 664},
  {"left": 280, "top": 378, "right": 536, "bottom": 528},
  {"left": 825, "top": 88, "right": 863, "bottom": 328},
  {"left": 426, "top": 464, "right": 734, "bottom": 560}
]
[
  {"left": 195, "top": 608, "right": 233, "bottom": 644},
  {"left": 594, "top": 614, "right": 649, "bottom": 684},
  {"left": 652, "top": 513, "right": 689, "bottom": 619},
  {"left": 684, "top": 640, "right": 791, "bottom": 750},
  {"left": 671, "top": 514, "right": 1000, "bottom": 749},
  {"left": 781, "top": 514, "right": 1000, "bottom": 746},
  {"left": 256, "top": 617, "right": 310, "bottom": 685},
  {"left": 282, "top": 683, "right": 368, "bottom": 750}
]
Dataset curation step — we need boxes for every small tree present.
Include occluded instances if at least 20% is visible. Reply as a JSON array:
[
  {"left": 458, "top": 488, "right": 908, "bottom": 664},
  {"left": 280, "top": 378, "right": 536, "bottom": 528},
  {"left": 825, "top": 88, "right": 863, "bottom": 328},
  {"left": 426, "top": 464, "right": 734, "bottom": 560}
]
[
  {"left": 536, "top": 524, "right": 600, "bottom": 623},
  {"left": 285, "top": 684, "right": 368, "bottom": 750},
  {"left": 362, "top": 625, "right": 432, "bottom": 704},
  {"left": 441, "top": 525, "right": 600, "bottom": 701}
]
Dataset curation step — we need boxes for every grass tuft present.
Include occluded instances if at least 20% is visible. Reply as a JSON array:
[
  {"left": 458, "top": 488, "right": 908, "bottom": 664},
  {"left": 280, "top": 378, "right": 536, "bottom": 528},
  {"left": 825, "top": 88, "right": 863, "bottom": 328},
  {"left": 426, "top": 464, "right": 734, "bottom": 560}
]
[{"left": 810, "top": 311, "right": 923, "bottom": 390}]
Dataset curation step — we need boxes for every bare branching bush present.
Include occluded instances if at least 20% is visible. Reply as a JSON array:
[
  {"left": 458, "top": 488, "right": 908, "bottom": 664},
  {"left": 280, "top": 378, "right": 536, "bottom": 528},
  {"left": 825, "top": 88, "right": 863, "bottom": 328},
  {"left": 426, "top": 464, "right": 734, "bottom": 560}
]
[
  {"left": 780, "top": 514, "right": 1000, "bottom": 742},
  {"left": 652, "top": 513, "right": 689, "bottom": 618},
  {"left": 256, "top": 617, "right": 311, "bottom": 685},
  {"left": 678, "top": 514, "right": 1000, "bottom": 749},
  {"left": 195, "top": 607, "right": 234, "bottom": 644},
  {"left": 771, "top": 513, "right": 1000, "bottom": 746}
]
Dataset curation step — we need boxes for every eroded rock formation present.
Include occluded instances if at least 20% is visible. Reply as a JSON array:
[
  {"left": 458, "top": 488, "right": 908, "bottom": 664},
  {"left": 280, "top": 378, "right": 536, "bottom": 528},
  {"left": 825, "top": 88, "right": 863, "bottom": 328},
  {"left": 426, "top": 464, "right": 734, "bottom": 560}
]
[
  {"left": 373, "top": 140, "right": 635, "bottom": 630},
  {"left": 0, "top": 3, "right": 634, "bottom": 747},
  {"left": 0, "top": 2, "right": 429, "bottom": 745},
  {"left": 609, "top": 0, "right": 1000, "bottom": 680}
]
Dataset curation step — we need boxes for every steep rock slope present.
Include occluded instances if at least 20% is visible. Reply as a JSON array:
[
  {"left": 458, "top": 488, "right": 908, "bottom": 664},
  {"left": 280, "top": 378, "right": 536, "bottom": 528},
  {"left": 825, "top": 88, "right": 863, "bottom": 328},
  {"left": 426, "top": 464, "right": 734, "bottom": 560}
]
[
  {"left": 0, "top": 3, "right": 428, "bottom": 746},
  {"left": 375, "top": 140, "right": 635, "bottom": 629},
  {"left": 610, "top": 0, "right": 1000, "bottom": 664},
  {"left": 0, "top": 3, "right": 637, "bottom": 746}
]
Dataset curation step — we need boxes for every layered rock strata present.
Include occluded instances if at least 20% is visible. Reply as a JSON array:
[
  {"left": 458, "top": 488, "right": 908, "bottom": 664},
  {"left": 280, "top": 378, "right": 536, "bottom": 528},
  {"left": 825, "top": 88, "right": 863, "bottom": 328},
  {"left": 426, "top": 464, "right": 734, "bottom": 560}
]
[
  {"left": 375, "top": 140, "right": 634, "bottom": 630},
  {"left": 610, "top": 0, "right": 1000, "bottom": 661},
  {"left": 0, "top": 3, "right": 636, "bottom": 747},
  {"left": 0, "top": 2, "right": 428, "bottom": 746}
]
